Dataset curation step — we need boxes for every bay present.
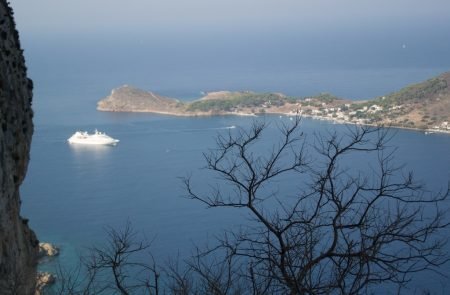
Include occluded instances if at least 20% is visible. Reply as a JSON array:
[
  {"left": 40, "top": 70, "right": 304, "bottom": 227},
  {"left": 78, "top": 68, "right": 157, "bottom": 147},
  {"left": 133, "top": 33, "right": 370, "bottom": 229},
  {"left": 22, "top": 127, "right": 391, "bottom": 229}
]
[{"left": 18, "top": 34, "right": 450, "bottom": 292}]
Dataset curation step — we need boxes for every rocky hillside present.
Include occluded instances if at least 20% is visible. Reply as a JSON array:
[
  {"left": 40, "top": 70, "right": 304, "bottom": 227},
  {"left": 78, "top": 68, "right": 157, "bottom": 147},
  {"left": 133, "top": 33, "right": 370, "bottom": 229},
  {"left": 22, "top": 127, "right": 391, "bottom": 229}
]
[
  {"left": 0, "top": 1, "right": 38, "bottom": 293},
  {"left": 289, "top": 73, "right": 450, "bottom": 131},
  {"left": 97, "top": 85, "right": 185, "bottom": 114},
  {"left": 344, "top": 72, "right": 450, "bottom": 129}
]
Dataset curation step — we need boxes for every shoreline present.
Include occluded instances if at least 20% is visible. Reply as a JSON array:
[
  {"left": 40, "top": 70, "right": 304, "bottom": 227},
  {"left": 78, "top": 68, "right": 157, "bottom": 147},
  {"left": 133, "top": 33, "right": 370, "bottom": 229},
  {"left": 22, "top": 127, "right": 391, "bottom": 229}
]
[
  {"left": 97, "top": 108, "right": 450, "bottom": 135},
  {"left": 97, "top": 107, "right": 259, "bottom": 117},
  {"left": 297, "top": 113, "right": 450, "bottom": 135},
  {"left": 98, "top": 71, "right": 450, "bottom": 136}
]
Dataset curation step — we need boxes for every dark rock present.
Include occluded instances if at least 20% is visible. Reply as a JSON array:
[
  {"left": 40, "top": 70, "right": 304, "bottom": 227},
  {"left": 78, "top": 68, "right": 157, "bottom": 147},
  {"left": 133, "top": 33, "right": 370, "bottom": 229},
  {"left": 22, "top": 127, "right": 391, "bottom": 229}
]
[{"left": 0, "top": 1, "right": 38, "bottom": 294}]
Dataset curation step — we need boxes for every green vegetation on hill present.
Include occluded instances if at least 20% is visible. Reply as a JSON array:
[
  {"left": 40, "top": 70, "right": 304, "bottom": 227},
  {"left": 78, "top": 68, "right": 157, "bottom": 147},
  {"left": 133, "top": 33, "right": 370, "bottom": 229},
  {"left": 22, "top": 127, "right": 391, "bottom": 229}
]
[
  {"left": 299, "top": 93, "right": 343, "bottom": 107},
  {"left": 187, "top": 99, "right": 235, "bottom": 112},
  {"left": 186, "top": 92, "right": 289, "bottom": 112},
  {"left": 377, "top": 77, "right": 448, "bottom": 107},
  {"left": 308, "top": 92, "right": 340, "bottom": 103}
]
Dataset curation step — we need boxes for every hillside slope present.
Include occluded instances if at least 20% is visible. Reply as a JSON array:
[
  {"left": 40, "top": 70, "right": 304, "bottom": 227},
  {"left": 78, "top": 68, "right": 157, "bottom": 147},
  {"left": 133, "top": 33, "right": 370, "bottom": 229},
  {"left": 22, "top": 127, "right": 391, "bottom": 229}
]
[{"left": 347, "top": 72, "right": 450, "bottom": 129}]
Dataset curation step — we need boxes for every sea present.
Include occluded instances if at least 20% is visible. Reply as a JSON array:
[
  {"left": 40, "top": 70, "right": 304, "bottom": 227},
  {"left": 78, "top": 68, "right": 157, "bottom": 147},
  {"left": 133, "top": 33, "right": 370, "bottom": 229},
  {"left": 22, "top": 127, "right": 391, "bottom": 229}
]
[{"left": 19, "top": 31, "right": 450, "bottom": 293}]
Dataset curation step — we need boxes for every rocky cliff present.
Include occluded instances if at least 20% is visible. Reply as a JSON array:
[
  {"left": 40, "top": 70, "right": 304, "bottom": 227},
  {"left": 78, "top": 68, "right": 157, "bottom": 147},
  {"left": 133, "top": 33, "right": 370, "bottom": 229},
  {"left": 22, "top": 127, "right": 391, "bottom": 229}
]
[{"left": 0, "top": 1, "right": 38, "bottom": 293}]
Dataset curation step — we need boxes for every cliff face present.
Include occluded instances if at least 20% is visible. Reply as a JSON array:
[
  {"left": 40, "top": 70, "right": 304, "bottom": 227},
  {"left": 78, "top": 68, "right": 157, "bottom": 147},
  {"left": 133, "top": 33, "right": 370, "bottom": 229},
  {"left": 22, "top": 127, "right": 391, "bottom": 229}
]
[{"left": 0, "top": 1, "right": 38, "bottom": 293}]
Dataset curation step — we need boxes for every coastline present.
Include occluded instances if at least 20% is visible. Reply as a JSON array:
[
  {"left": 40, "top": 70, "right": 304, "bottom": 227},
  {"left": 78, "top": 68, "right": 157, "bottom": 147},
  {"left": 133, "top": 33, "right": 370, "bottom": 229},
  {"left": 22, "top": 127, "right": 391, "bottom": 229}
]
[
  {"left": 290, "top": 111, "right": 450, "bottom": 135},
  {"left": 97, "top": 72, "right": 450, "bottom": 135},
  {"left": 97, "top": 107, "right": 259, "bottom": 117},
  {"left": 98, "top": 107, "right": 450, "bottom": 135}
]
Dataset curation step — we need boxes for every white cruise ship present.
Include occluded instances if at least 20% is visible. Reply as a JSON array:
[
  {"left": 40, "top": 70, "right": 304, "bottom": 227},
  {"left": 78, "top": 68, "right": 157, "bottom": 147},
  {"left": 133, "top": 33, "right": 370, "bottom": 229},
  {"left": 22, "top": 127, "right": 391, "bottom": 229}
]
[{"left": 67, "top": 130, "right": 119, "bottom": 145}]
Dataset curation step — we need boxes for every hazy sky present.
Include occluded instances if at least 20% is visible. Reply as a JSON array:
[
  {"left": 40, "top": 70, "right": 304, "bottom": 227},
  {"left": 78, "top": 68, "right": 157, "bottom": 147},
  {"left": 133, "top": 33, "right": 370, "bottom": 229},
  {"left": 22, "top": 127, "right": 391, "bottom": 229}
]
[
  {"left": 8, "top": 0, "right": 450, "bottom": 82},
  {"left": 9, "top": 0, "right": 450, "bottom": 35}
]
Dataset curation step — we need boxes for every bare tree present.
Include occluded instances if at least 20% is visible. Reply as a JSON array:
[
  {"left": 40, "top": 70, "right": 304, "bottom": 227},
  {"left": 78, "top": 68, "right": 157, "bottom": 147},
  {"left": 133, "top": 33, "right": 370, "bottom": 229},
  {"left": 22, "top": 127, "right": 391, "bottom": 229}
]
[
  {"left": 183, "top": 118, "right": 450, "bottom": 294},
  {"left": 48, "top": 221, "right": 159, "bottom": 295}
]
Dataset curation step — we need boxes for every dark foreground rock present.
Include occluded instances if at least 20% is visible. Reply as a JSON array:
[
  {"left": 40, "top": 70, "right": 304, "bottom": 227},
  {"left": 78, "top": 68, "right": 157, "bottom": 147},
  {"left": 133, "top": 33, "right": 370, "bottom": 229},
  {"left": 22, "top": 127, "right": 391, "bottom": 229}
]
[{"left": 0, "top": 1, "right": 38, "bottom": 293}]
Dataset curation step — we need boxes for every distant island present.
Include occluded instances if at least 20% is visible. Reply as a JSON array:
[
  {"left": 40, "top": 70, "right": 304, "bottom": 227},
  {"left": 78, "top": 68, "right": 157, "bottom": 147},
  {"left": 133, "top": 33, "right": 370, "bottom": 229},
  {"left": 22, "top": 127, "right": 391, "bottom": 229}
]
[{"left": 97, "top": 72, "right": 450, "bottom": 133}]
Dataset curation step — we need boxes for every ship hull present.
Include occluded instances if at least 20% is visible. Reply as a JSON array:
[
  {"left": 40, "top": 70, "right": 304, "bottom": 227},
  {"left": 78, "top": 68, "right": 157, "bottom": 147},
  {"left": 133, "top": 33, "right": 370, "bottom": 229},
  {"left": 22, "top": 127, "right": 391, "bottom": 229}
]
[{"left": 67, "top": 131, "right": 119, "bottom": 146}]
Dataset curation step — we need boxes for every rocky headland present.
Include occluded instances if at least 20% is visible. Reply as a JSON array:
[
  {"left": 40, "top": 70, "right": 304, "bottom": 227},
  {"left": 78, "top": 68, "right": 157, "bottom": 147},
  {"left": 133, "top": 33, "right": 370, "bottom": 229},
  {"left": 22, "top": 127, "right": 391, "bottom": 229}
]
[
  {"left": 97, "top": 85, "right": 185, "bottom": 114},
  {"left": 98, "top": 86, "right": 315, "bottom": 117},
  {"left": 98, "top": 72, "right": 450, "bottom": 133}
]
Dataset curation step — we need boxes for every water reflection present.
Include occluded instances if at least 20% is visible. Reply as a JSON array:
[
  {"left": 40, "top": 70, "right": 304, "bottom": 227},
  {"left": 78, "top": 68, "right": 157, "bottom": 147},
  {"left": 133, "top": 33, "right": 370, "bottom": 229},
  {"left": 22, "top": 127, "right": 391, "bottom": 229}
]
[{"left": 68, "top": 143, "right": 116, "bottom": 161}]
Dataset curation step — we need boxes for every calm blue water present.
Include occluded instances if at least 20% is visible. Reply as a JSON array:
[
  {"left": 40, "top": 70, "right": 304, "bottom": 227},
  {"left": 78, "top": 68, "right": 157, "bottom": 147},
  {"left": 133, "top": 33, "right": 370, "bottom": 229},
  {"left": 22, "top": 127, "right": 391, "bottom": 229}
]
[{"left": 19, "top": 33, "right": 450, "bottom": 292}]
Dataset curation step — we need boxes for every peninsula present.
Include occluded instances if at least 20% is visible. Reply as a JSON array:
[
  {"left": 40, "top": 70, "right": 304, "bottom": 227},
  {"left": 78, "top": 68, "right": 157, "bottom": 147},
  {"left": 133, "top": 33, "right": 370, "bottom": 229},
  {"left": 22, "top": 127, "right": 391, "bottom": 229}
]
[{"left": 97, "top": 72, "right": 450, "bottom": 133}]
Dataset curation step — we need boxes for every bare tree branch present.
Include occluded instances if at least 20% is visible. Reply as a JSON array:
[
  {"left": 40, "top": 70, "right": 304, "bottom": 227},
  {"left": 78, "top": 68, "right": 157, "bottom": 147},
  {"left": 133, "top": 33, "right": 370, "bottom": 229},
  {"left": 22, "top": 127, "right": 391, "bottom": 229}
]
[{"left": 184, "top": 119, "right": 449, "bottom": 294}]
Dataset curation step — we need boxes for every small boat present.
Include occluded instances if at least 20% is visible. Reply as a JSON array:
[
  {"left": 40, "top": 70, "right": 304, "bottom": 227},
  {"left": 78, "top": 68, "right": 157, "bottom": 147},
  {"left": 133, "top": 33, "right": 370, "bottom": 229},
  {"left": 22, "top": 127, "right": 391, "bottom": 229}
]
[{"left": 67, "top": 130, "right": 119, "bottom": 145}]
